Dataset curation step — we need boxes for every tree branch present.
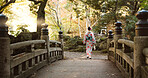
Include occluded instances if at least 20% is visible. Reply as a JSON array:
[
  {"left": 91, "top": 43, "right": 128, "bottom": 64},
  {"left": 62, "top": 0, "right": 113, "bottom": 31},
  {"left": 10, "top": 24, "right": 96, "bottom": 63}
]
[
  {"left": 0, "top": 0, "right": 16, "bottom": 13},
  {"left": 29, "top": 0, "right": 42, "bottom": 4},
  {"left": 6, "top": 0, "right": 8, "bottom": 3},
  {"left": 91, "top": 19, "right": 98, "bottom": 27},
  {"left": 48, "top": 4, "right": 61, "bottom": 29}
]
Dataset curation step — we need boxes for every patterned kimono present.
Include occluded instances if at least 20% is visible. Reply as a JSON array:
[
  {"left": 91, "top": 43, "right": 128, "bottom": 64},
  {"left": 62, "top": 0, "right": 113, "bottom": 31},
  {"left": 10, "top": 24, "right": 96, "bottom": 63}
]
[{"left": 83, "top": 31, "right": 96, "bottom": 58}]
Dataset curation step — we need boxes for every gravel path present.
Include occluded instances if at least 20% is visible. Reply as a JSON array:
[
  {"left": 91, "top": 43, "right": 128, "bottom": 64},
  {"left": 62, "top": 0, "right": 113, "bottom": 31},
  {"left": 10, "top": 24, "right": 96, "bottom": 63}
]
[
  {"left": 64, "top": 51, "right": 108, "bottom": 60},
  {"left": 29, "top": 51, "right": 123, "bottom": 78}
]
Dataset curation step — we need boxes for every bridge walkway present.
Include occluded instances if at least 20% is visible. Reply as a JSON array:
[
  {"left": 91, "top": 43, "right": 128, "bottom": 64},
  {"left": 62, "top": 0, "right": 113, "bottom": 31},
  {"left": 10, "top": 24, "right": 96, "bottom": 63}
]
[{"left": 29, "top": 51, "right": 123, "bottom": 78}]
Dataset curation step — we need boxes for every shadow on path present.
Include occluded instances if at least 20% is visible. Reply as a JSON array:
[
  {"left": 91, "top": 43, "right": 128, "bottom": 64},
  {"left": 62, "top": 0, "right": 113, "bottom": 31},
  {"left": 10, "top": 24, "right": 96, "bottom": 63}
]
[{"left": 29, "top": 51, "right": 123, "bottom": 78}]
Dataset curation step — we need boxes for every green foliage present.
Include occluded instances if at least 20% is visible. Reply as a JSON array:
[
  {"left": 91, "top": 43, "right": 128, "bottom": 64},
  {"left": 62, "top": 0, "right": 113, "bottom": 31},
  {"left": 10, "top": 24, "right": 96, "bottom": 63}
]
[
  {"left": 2, "top": 0, "right": 146, "bottom": 41},
  {"left": 29, "top": 2, "right": 39, "bottom": 15},
  {"left": 49, "top": 25, "right": 60, "bottom": 40},
  {"left": 80, "top": 0, "right": 103, "bottom": 10},
  {"left": 0, "top": 0, "right": 4, "bottom": 5},
  {"left": 69, "top": 0, "right": 86, "bottom": 18},
  {"left": 10, "top": 24, "right": 30, "bottom": 37},
  {"left": 63, "top": 35, "right": 70, "bottom": 41},
  {"left": 0, "top": 0, "right": 16, "bottom": 13},
  {"left": 140, "top": 0, "right": 148, "bottom": 10},
  {"left": 64, "top": 35, "right": 85, "bottom": 52},
  {"left": 17, "top": 24, "right": 30, "bottom": 32},
  {"left": 92, "top": 25, "right": 101, "bottom": 33},
  {"left": 124, "top": 15, "right": 138, "bottom": 40},
  {"left": 76, "top": 0, "right": 145, "bottom": 35},
  {"left": 0, "top": 0, "right": 7, "bottom": 13},
  {"left": 100, "top": 37, "right": 107, "bottom": 41}
]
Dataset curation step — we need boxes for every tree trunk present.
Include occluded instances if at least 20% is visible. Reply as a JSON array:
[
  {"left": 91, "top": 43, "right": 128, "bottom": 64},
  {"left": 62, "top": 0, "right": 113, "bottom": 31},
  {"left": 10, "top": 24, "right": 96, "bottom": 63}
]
[
  {"left": 56, "top": 0, "right": 61, "bottom": 29},
  {"left": 132, "top": 1, "right": 139, "bottom": 15},
  {"left": 88, "top": 8, "right": 91, "bottom": 27},
  {"left": 114, "top": 0, "right": 118, "bottom": 22},
  {"left": 37, "top": 0, "right": 48, "bottom": 36},
  {"left": 85, "top": 5, "right": 88, "bottom": 32},
  {"left": 78, "top": 17, "right": 81, "bottom": 37}
]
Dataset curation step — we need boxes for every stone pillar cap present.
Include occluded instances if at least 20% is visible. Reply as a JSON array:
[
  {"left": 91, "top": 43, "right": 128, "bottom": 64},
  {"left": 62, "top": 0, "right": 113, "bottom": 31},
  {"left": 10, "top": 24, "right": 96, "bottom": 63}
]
[
  {"left": 0, "top": 14, "right": 8, "bottom": 25},
  {"left": 136, "top": 10, "right": 148, "bottom": 19},
  {"left": 59, "top": 30, "right": 63, "bottom": 34},
  {"left": 115, "top": 21, "right": 122, "bottom": 35},
  {"left": 41, "top": 23, "right": 48, "bottom": 28},
  {"left": 115, "top": 21, "right": 122, "bottom": 26},
  {"left": 135, "top": 10, "right": 148, "bottom": 36},
  {"left": 108, "top": 30, "right": 113, "bottom": 33}
]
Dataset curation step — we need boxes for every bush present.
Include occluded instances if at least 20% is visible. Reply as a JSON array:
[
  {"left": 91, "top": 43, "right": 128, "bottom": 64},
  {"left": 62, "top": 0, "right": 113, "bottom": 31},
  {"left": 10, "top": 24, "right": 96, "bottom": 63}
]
[
  {"left": 124, "top": 15, "right": 138, "bottom": 40},
  {"left": 99, "top": 40, "right": 107, "bottom": 50},
  {"left": 63, "top": 35, "right": 70, "bottom": 41},
  {"left": 64, "top": 35, "right": 85, "bottom": 52}
]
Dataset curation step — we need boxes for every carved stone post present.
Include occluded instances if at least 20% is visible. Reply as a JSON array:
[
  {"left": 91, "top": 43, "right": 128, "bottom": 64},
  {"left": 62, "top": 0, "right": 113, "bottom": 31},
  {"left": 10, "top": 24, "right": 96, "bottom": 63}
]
[
  {"left": 107, "top": 30, "right": 113, "bottom": 60},
  {"left": 114, "top": 22, "right": 122, "bottom": 62},
  {"left": 0, "top": 14, "right": 10, "bottom": 78},
  {"left": 41, "top": 23, "right": 50, "bottom": 63},
  {"left": 59, "top": 30, "right": 64, "bottom": 59},
  {"left": 41, "top": 23, "right": 49, "bottom": 40},
  {"left": 134, "top": 10, "right": 148, "bottom": 78}
]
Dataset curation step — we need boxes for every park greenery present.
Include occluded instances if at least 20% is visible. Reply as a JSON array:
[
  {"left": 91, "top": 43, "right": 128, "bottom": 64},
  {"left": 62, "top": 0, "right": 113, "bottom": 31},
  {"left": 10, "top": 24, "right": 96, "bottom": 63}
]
[{"left": 0, "top": 0, "right": 148, "bottom": 51}]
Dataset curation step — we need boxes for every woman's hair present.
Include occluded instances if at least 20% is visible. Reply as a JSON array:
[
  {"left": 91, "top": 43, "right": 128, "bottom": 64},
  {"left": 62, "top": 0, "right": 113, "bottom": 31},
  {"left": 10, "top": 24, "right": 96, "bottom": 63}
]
[{"left": 88, "top": 27, "right": 91, "bottom": 30}]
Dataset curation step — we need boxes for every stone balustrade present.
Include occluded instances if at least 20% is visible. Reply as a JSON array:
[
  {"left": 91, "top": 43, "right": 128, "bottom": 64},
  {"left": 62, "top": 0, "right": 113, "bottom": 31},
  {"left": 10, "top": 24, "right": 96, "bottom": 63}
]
[
  {"left": 143, "top": 48, "right": 148, "bottom": 64},
  {"left": 107, "top": 10, "right": 148, "bottom": 78},
  {"left": 0, "top": 9, "right": 147, "bottom": 78},
  {"left": 118, "top": 39, "right": 134, "bottom": 49},
  {"left": 116, "top": 39, "right": 134, "bottom": 78},
  {"left": 141, "top": 48, "right": 148, "bottom": 78},
  {"left": 10, "top": 39, "right": 63, "bottom": 78},
  {"left": 0, "top": 14, "right": 64, "bottom": 78}
]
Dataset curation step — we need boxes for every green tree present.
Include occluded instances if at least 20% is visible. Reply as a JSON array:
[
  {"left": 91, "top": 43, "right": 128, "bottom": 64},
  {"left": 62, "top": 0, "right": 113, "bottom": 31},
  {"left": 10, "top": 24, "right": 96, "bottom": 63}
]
[
  {"left": 124, "top": 15, "right": 138, "bottom": 40},
  {"left": 77, "top": 0, "right": 144, "bottom": 34},
  {"left": 140, "top": 0, "right": 148, "bottom": 10},
  {"left": 10, "top": 24, "right": 30, "bottom": 37}
]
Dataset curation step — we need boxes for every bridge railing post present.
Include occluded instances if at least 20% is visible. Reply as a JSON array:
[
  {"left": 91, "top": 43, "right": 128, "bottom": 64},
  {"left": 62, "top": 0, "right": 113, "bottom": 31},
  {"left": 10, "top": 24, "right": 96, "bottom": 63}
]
[
  {"left": 134, "top": 10, "right": 148, "bottom": 78},
  {"left": 107, "top": 30, "right": 113, "bottom": 60},
  {"left": 41, "top": 23, "right": 50, "bottom": 63},
  {"left": 58, "top": 30, "right": 64, "bottom": 59},
  {"left": 0, "top": 14, "right": 10, "bottom": 78},
  {"left": 114, "top": 22, "right": 122, "bottom": 62}
]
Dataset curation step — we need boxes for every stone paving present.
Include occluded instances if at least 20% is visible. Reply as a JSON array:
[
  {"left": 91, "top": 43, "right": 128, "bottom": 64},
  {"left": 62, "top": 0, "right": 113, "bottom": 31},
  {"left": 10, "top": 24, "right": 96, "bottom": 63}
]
[{"left": 29, "top": 51, "right": 123, "bottom": 78}]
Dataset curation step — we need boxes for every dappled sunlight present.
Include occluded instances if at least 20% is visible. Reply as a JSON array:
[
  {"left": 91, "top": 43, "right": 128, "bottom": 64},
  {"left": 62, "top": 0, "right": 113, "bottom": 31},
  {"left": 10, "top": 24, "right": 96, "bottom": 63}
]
[
  {"left": 0, "top": 0, "right": 147, "bottom": 78},
  {"left": 4, "top": 0, "right": 37, "bottom": 33}
]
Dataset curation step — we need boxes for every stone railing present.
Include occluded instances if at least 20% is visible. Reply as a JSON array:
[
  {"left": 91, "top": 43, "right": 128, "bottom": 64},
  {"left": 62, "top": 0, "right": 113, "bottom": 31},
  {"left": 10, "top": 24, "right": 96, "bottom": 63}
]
[
  {"left": 116, "top": 39, "right": 134, "bottom": 78},
  {"left": 143, "top": 48, "right": 148, "bottom": 65},
  {"left": 10, "top": 40, "right": 47, "bottom": 78},
  {"left": 0, "top": 14, "right": 64, "bottom": 78},
  {"left": 108, "top": 38, "right": 134, "bottom": 78},
  {"left": 142, "top": 48, "right": 148, "bottom": 78},
  {"left": 107, "top": 10, "right": 148, "bottom": 78},
  {"left": 49, "top": 40, "right": 63, "bottom": 62},
  {"left": 10, "top": 39, "right": 63, "bottom": 78}
]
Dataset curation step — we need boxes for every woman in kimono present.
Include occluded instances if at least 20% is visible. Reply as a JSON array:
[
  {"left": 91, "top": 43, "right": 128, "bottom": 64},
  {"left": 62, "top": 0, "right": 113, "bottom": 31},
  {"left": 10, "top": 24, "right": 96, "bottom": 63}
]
[{"left": 83, "top": 27, "right": 96, "bottom": 59}]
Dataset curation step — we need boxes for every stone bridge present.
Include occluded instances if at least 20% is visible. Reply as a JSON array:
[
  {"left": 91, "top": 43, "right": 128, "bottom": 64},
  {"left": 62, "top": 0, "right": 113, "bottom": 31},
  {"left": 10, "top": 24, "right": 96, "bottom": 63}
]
[{"left": 0, "top": 10, "right": 148, "bottom": 78}]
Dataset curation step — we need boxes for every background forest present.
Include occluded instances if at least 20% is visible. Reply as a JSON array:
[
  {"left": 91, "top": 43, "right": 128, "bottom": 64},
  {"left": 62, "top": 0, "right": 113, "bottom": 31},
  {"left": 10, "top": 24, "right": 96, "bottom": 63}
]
[{"left": 0, "top": 0, "right": 148, "bottom": 41}]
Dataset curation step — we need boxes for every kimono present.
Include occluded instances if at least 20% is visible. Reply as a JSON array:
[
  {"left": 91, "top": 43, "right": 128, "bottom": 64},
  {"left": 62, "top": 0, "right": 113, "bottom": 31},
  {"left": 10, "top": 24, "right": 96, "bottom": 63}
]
[{"left": 83, "top": 31, "right": 96, "bottom": 58}]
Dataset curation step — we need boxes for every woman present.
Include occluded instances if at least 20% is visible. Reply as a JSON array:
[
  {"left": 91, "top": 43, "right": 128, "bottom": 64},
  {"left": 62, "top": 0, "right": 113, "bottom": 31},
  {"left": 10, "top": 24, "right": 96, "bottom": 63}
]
[{"left": 83, "top": 27, "right": 96, "bottom": 59}]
